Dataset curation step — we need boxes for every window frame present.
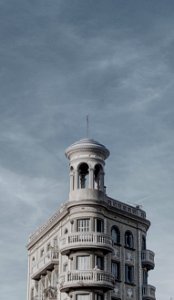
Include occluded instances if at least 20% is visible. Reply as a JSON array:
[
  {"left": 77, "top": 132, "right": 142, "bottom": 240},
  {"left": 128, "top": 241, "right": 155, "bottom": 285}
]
[
  {"left": 125, "top": 265, "right": 134, "bottom": 284},
  {"left": 125, "top": 231, "right": 134, "bottom": 249},
  {"left": 95, "top": 255, "right": 104, "bottom": 270},
  {"left": 77, "top": 218, "right": 90, "bottom": 232},
  {"left": 95, "top": 218, "right": 104, "bottom": 233},
  {"left": 76, "top": 255, "right": 90, "bottom": 270},
  {"left": 111, "top": 261, "right": 120, "bottom": 281},
  {"left": 111, "top": 226, "right": 120, "bottom": 245}
]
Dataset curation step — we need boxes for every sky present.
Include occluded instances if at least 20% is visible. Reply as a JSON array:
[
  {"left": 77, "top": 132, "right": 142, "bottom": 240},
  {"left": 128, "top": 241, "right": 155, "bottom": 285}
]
[{"left": 0, "top": 0, "right": 174, "bottom": 299}]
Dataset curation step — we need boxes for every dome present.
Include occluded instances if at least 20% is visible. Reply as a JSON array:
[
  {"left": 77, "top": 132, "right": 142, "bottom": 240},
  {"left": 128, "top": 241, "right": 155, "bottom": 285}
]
[{"left": 65, "top": 138, "right": 110, "bottom": 160}]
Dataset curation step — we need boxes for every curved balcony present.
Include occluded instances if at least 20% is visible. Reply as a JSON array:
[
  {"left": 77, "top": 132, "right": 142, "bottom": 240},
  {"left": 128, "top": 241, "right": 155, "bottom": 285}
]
[
  {"left": 59, "top": 270, "right": 115, "bottom": 292},
  {"left": 142, "top": 284, "right": 156, "bottom": 300},
  {"left": 142, "top": 250, "right": 155, "bottom": 270},
  {"left": 60, "top": 232, "right": 113, "bottom": 255},
  {"left": 31, "top": 249, "right": 59, "bottom": 280}
]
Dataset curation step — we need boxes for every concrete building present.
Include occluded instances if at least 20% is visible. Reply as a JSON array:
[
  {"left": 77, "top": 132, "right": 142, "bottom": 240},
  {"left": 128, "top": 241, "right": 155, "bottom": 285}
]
[{"left": 27, "top": 138, "right": 156, "bottom": 300}]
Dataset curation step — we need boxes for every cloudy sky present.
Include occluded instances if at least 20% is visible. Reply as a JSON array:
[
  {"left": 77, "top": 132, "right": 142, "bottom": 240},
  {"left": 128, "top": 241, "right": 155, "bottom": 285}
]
[{"left": 0, "top": 0, "right": 174, "bottom": 299}]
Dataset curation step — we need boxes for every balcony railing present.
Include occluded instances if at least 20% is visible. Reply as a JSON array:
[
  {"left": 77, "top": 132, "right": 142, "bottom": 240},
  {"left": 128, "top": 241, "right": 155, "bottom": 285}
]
[
  {"left": 142, "top": 284, "right": 156, "bottom": 300},
  {"left": 142, "top": 250, "right": 155, "bottom": 270},
  {"left": 59, "top": 270, "right": 115, "bottom": 292},
  {"left": 31, "top": 249, "right": 59, "bottom": 280},
  {"left": 60, "top": 232, "right": 113, "bottom": 254}
]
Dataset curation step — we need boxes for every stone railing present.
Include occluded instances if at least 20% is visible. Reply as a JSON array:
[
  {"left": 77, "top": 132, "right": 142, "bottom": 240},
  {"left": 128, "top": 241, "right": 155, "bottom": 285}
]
[
  {"left": 141, "top": 250, "right": 155, "bottom": 269},
  {"left": 60, "top": 232, "right": 113, "bottom": 254},
  {"left": 31, "top": 249, "right": 59, "bottom": 278},
  {"left": 106, "top": 197, "right": 146, "bottom": 219},
  {"left": 142, "top": 284, "right": 156, "bottom": 299},
  {"left": 60, "top": 270, "right": 114, "bottom": 291}
]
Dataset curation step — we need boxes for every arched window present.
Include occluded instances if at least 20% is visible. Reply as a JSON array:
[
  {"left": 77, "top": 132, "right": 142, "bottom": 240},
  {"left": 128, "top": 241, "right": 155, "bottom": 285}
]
[
  {"left": 111, "top": 226, "right": 120, "bottom": 245},
  {"left": 125, "top": 231, "right": 134, "bottom": 248},
  {"left": 94, "top": 164, "right": 103, "bottom": 190},
  {"left": 142, "top": 236, "right": 146, "bottom": 250},
  {"left": 78, "top": 163, "right": 89, "bottom": 189}
]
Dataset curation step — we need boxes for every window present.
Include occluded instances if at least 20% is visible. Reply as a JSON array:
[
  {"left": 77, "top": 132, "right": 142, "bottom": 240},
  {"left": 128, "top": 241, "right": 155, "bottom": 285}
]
[
  {"left": 142, "top": 236, "right": 146, "bottom": 250},
  {"left": 78, "top": 163, "right": 89, "bottom": 189},
  {"left": 53, "top": 237, "right": 58, "bottom": 248},
  {"left": 143, "top": 269, "right": 148, "bottom": 284},
  {"left": 95, "top": 294, "right": 104, "bottom": 300},
  {"left": 40, "top": 248, "right": 44, "bottom": 257},
  {"left": 77, "top": 219, "right": 90, "bottom": 232},
  {"left": 76, "top": 255, "right": 90, "bottom": 270},
  {"left": 63, "top": 262, "right": 68, "bottom": 272},
  {"left": 111, "top": 226, "right": 120, "bottom": 245},
  {"left": 94, "top": 164, "right": 103, "bottom": 190},
  {"left": 125, "top": 265, "right": 134, "bottom": 284},
  {"left": 76, "top": 295, "right": 90, "bottom": 300},
  {"left": 111, "top": 261, "right": 120, "bottom": 280},
  {"left": 32, "top": 257, "right": 35, "bottom": 265},
  {"left": 47, "top": 243, "right": 51, "bottom": 251},
  {"left": 95, "top": 218, "right": 104, "bottom": 232},
  {"left": 95, "top": 255, "right": 104, "bottom": 270},
  {"left": 125, "top": 231, "right": 134, "bottom": 248}
]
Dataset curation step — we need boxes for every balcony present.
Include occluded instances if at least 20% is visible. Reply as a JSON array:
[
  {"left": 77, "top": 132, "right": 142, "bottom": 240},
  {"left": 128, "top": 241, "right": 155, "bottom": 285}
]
[
  {"left": 31, "top": 249, "right": 59, "bottom": 280},
  {"left": 142, "top": 284, "right": 156, "bottom": 300},
  {"left": 59, "top": 270, "right": 115, "bottom": 292},
  {"left": 142, "top": 250, "right": 155, "bottom": 270},
  {"left": 60, "top": 232, "right": 113, "bottom": 255}
]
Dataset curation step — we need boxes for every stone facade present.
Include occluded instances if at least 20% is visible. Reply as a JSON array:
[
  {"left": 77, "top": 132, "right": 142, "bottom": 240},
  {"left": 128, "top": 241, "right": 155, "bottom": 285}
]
[{"left": 27, "top": 138, "right": 156, "bottom": 300}]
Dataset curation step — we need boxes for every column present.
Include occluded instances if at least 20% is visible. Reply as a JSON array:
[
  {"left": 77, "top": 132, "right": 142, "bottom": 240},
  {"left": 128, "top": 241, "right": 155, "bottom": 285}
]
[{"left": 89, "top": 168, "right": 94, "bottom": 189}]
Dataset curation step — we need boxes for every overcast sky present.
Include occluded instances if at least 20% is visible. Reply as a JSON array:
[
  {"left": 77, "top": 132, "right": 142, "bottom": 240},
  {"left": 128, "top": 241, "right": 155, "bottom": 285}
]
[{"left": 0, "top": 0, "right": 174, "bottom": 299}]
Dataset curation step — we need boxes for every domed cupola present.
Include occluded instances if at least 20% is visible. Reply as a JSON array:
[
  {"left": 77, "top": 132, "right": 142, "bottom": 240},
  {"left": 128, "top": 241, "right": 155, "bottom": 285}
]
[{"left": 65, "top": 138, "right": 110, "bottom": 201}]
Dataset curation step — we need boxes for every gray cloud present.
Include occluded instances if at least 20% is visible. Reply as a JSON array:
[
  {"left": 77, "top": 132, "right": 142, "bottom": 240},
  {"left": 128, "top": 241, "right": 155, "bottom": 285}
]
[{"left": 0, "top": 1, "right": 174, "bottom": 299}]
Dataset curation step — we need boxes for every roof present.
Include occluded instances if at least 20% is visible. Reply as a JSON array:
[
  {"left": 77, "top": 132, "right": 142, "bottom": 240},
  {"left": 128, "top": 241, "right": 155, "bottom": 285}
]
[{"left": 65, "top": 138, "right": 110, "bottom": 159}]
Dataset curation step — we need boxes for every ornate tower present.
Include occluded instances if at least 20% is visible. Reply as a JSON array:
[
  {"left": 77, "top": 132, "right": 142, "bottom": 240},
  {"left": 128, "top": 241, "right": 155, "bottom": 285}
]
[
  {"left": 65, "top": 138, "right": 109, "bottom": 199},
  {"left": 27, "top": 138, "right": 156, "bottom": 300}
]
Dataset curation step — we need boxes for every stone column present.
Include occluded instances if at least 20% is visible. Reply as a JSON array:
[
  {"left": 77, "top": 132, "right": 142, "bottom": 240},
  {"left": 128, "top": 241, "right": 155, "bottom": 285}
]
[
  {"left": 74, "top": 169, "right": 78, "bottom": 190},
  {"left": 70, "top": 172, "right": 74, "bottom": 192},
  {"left": 89, "top": 168, "right": 94, "bottom": 189}
]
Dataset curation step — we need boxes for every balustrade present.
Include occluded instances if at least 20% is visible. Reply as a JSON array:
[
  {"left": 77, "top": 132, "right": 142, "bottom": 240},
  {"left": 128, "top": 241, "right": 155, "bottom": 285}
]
[
  {"left": 31, "top": 249, "right": 59, "bottom": 280},
  {"left": 142, "top": 250, "right": 155, "bottom": 270},
  {"left": 142, "top": 284, "right": 156, "bottom": 299},
  {"left": 60, "top": 232, "right": 113, "bottom": 254},
  {"left": 59, "top": 269, "right": 114, "bottom": 292}
]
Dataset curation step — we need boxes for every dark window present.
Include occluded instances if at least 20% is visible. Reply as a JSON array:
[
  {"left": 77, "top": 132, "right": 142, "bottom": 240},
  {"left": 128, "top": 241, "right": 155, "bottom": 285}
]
[
  {"left": 94, "top": 164, "right": 103, "bottom": 190},
  {"left": 142, "top": 236, "right": 146, "bottom": 250},
  {"left": 125, "top": 231, "right": 134, "bottom": 248},
  {"left": 96, "top": 218, "right": 104, "bottom": 232},
  {"left": 78, "top": 163, "right": 89, "bottom": 189},
  {"left": 143, "top": 269, "right": 148, "bottom": 284},
  {"left": 96, "top": 294, "right": 104, "bottom": 300},
  {"left": 96, "top": 256, "right": 104, "bottom": 270},
  {"left": 125, "top": 265, "right": 134, "bottom": 284},
  {"left": 111, "top": 261, "right": 120, "bottom": 280},
  {"left": 111, "top": 226, "right": 120, "bottom": 244}
]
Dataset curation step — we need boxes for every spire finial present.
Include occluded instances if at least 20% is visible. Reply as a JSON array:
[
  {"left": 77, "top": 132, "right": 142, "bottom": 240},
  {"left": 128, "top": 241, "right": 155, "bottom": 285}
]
[{"left": 86, "top": 115, "right": 89, "bottom": 137}]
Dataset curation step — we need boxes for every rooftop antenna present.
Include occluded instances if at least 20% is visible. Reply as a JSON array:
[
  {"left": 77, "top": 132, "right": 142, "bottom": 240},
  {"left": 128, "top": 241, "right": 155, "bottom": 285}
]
[{"left": 86, "top": 115, "right": 89, "bottom": 137}]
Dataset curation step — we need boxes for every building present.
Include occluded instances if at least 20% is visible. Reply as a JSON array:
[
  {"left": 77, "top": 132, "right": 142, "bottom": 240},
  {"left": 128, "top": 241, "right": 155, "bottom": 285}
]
[{"left": 27, "top": 138, "right": 156, "bottom": 300}]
